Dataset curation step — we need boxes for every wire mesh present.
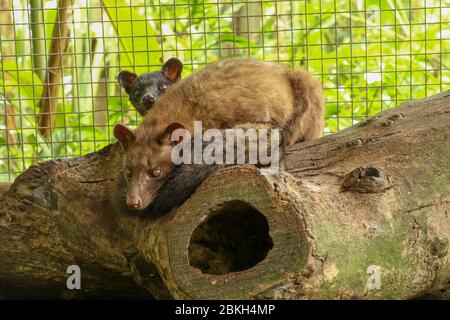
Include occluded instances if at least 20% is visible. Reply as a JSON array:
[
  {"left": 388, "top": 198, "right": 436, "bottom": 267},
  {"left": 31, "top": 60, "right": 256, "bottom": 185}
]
[{"left": 1, "top": 0, "right": 450, "bottom": 181}]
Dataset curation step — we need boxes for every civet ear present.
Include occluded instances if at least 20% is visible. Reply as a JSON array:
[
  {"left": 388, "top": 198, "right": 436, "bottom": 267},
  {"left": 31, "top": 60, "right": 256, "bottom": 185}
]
[
  {"left": 118, "top": 71, "right": 138, "bottom": 92},
  {"left": 161, "top": 122, "right": 186, "bottom": 145},
  {"left": 161, "top": 58, "right": 183, "bottom": 83},
  {"left": 114, "top": 123, "right": 136, "bottom": 150}
]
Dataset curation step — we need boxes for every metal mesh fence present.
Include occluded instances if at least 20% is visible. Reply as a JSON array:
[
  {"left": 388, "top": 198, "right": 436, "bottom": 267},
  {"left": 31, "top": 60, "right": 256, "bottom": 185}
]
[{"left": 1, "top": 0, "right": 450, "bottom": 181}]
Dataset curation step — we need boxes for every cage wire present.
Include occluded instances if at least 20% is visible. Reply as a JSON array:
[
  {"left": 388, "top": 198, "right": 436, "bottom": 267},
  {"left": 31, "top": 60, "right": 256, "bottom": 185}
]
[{"left": 1, "top": 0, "right": 450, "bottom": 181}]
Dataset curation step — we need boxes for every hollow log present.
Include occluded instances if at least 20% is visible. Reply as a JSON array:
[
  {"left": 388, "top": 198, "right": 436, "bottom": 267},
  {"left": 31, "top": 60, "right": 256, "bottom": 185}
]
[{"left": 1, "top": 91, "right": 450, "bottom": 299}]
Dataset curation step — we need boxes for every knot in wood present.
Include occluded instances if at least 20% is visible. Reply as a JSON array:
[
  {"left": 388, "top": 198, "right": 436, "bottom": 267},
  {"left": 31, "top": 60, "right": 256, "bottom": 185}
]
[
  {"left": 388, "top": 113, "right": 405, "bottom": 121},
  {"left": 345, "top": 139, "right": 363, "bottom": 147},
  {"left": 341, "top": 166, "right": 389, "bottom": 193},
  {"left": 430, "top": 237, "right": 448, "bottom": 258},
  {"left": 380, "top": 120, "right": 394, "bottom": 127}
]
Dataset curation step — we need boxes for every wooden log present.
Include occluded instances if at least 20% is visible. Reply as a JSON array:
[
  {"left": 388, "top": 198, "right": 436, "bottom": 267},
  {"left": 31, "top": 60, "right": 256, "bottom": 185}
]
[
  {"left": 0, "top": 91, "right": 449, "bottom": 299},
  {"left": 0, "top": 182, "right": 11, "bottom": 195}
]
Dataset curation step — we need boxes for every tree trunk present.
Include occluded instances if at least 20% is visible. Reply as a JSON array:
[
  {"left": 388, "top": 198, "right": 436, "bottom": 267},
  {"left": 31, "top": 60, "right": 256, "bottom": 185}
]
[
  {"left": 30, "top": 0, "right": 48, "bottom": 82},
  {"left": 1, "top": 91, "right": 450, "bottom": 299},
  {"left": 0, "top": 0, "right": 18, "bottom": 146},
  {"left": 37, "top": 0, "right": 71, "bottom": 140}
]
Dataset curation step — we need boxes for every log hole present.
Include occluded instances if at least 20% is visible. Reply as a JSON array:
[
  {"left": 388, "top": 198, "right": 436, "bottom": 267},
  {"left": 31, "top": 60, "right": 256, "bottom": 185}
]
[
  {"left": 188, "top": 201, "right": 273, "bottom": 275},
  {"left": 364, "top": 166, "right": 381, "bottom": 177},
  {"left": 341, "top": 165, "right": 388, "bottom": 193}
]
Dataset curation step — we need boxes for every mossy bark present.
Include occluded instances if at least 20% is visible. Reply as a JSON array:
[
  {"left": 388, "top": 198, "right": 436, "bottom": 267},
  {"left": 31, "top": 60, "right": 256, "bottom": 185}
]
[{"left": 1, "top": 91, "right": 449, "bottom": 299}]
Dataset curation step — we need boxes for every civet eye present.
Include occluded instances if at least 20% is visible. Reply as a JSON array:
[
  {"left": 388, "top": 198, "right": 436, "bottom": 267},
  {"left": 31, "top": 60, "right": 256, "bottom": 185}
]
[
  {"left": 126, "top": 168, "right": 133, "bottom": 178},
  {"left": 158, "top": 84, "right": 167, "bottom": 93},
  {"left": 151, "top": 167, "right": 161, "bottom": 177},
  {"left": 134, "top": 89, "right": 141, "bottom": 96}
]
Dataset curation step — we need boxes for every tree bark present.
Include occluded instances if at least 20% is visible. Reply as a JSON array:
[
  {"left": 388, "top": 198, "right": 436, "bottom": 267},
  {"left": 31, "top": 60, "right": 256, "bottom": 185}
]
[
  {"left": 0, "top": 0, "right": 18, "bottom": 146},
  {"left": 1, "top": 91, "right": 450, "bottom": 299},
  {"left": 37, "top": 0, "right": 71, "bottom": 140}
]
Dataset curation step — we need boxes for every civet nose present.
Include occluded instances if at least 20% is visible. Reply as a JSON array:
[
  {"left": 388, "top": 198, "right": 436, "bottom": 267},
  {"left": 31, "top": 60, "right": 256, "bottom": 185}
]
[
  {"left": 127, "top": 199, "right": 141, "bottom": 209},
  {"left": 143, "top": 95, "right": 155, "bottom": 105}
]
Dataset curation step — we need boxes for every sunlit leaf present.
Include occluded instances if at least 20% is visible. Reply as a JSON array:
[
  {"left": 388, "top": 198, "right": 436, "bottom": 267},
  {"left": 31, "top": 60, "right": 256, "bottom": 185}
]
[{"left": 101, "top": 0, "right": 163, "bottom": 73}]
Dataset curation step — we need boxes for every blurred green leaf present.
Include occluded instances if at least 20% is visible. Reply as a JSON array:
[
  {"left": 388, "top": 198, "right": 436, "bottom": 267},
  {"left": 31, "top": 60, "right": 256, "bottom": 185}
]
[
  {"left": 0, "top": 61, "right": 43, "bottom": 99},
  {"left": 216, "top": 34, "right": 258, "bottom": 48},
  {"left": 101, "top": 0, "right": 162, "bottom": 73}
]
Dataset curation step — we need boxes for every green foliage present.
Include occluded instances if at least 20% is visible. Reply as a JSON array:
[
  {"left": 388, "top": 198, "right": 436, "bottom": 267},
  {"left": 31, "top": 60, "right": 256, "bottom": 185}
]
[{"left": 1, "top": 0, "right": 450, "bottom": 180}]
